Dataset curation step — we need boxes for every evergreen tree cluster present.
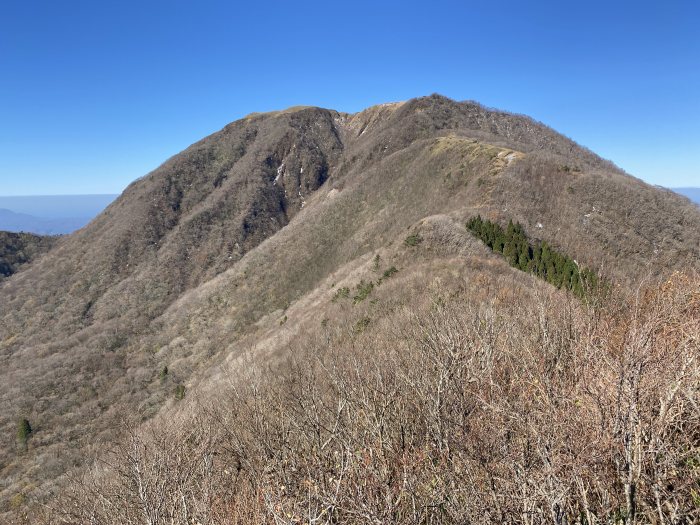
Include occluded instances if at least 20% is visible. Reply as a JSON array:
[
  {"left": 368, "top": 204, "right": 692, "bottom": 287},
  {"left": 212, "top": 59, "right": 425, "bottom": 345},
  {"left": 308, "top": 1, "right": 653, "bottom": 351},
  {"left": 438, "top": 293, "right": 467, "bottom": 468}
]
[
  {"left": 466, "top": 216, "right": 600, "bottom": 298},
  {"left": 17, "top": 418, "right": 32, "bottom": 447}
]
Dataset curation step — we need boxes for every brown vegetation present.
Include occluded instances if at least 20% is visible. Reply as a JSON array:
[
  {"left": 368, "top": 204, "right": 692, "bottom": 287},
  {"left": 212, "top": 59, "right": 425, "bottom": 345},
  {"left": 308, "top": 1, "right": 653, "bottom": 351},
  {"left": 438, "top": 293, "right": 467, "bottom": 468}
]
[
  {"left": 1, "top": 95, "right": 699, "bottom": 519},
  {"left": 25, "top": 272, "right": 699, "bottom": 524}
]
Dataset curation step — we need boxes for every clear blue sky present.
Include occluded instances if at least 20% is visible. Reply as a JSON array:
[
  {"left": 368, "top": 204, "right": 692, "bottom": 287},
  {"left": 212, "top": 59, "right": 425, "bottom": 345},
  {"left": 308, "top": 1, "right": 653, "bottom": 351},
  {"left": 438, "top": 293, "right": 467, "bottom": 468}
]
[{"left": 1, "top": 0, "right": 698, "bottom": 196}]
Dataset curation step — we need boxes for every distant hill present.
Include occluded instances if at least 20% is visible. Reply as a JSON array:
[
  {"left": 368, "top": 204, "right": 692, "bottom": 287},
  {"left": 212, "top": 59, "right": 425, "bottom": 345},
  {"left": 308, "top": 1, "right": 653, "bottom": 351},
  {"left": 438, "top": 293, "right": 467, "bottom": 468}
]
[
  {"left": 0, "top": 194, "right": 117, "bottom": 234},
  {"left": 673, "top": 187, "right": 700, "bottom": 205},
  {"left": 0, "top": 208, "right": 89, "bottom": 235}
]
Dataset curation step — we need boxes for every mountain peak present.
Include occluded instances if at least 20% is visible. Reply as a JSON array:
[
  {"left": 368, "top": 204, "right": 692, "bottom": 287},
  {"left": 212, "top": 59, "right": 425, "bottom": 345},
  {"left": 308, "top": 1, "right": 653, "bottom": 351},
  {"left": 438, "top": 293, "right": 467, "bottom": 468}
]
[{"left": 1, "top": 96, "right": 699, "bottom": 516}]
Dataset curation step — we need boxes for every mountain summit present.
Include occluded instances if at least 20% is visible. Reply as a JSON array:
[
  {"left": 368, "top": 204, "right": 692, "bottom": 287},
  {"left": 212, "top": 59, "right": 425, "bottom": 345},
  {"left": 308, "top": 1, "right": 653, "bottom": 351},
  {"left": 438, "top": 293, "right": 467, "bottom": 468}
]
[{"left": 1, "top": 95, "right": 699, "bottom": 521}]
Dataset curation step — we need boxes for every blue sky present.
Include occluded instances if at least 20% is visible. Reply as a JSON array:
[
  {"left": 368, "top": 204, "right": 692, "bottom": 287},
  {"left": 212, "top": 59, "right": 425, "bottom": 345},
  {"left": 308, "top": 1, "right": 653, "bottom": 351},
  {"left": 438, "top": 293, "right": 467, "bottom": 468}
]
[{"left": 1, "top": 0, "right": 698, "bottom": 196}]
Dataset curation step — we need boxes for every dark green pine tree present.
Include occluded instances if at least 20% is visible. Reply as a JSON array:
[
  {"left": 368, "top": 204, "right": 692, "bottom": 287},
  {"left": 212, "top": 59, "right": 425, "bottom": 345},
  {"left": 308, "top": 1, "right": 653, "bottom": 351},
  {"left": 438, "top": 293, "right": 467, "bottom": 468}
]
[
  {"left": 17, "top": 418, "right": 32, "bottom": 448},
  {"left": 466, "top": 217, "right": 601, "bottom": 299}
]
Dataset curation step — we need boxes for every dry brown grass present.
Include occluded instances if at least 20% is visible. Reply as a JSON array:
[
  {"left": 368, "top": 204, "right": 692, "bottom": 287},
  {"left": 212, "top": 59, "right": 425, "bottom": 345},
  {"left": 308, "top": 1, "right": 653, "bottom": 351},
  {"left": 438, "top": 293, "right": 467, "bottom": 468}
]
[{"left": 20, "top": 272, "right": 698, "bottom": 525}]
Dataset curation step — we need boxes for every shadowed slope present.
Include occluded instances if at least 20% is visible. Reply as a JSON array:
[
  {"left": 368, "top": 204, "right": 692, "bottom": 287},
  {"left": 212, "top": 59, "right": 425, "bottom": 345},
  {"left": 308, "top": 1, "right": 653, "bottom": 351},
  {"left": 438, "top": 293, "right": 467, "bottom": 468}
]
[{"left": 0, "top": 231, "right": 55, "bottom": 280}]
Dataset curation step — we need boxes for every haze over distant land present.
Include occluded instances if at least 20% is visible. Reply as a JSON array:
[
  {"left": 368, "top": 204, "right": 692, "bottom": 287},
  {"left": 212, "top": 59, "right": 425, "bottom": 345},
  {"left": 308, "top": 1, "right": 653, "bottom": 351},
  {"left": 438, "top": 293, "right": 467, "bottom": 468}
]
[
  {"left": 0, "top": 209, "right": 88, "bottom": 235},
  {"left": 673, "top": 187, "right": 700, "bottom": 205},
  {"left": 0, "top": 194, "right": 117, "bottom": 234}
]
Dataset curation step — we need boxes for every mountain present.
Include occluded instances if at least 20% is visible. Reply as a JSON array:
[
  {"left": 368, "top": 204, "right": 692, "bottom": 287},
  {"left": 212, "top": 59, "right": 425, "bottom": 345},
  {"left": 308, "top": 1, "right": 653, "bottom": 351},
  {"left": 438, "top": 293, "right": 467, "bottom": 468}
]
[
  {"left": 673, "top": 186, "right": 700, "bottom": 205},
  {"left": 1, "top": 95, "right": 699, "bottom": 522}
]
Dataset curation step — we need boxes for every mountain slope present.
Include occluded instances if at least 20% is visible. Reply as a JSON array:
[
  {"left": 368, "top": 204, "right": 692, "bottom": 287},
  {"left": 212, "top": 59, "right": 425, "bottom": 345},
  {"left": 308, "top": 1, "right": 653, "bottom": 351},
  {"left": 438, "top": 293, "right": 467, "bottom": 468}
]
[
  {"left": 1, "top": 95, "right": 699, "bottom": 513},
  {"left": 0, "top": 231, "right": 55, "bottom": 280}
]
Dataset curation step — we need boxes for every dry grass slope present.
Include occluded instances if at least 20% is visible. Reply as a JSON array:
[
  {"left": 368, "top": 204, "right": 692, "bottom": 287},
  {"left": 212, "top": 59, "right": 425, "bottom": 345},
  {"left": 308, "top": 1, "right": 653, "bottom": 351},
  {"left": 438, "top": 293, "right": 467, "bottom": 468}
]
[{"left": 27, "top": 272, "right": 700, "bottom": 524}]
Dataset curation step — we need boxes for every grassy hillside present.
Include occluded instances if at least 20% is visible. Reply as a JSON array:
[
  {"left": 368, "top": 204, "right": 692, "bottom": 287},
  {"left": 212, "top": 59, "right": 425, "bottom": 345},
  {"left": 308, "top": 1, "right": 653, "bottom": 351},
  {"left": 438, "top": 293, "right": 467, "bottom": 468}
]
[{"left": 1, "top": 95, "right": 699, "bottom": 520}]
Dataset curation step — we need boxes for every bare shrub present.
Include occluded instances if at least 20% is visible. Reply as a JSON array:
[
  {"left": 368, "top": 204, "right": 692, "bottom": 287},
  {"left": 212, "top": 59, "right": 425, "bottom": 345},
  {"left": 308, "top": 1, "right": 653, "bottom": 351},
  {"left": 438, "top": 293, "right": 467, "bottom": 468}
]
[{"left": 34, "top": 272, "right": 699, "bottom": 524}]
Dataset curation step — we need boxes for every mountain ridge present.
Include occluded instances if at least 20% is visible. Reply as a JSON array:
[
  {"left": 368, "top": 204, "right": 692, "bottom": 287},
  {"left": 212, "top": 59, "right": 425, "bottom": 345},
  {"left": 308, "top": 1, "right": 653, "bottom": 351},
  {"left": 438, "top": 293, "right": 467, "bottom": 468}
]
[{"left": 1, "top": 94, "right": 699, "bottom": 517}]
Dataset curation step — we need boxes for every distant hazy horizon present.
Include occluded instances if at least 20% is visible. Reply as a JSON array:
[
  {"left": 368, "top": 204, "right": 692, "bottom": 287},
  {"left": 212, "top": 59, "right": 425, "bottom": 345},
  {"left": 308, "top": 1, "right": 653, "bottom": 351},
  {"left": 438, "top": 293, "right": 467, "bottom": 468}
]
[
  {"left": 673, "top": 187, "right": 700, "bottom": 205},
  {"left": 0, "top": 194, "right": 118, "bottom": 234},
  {"left": 0, "top": 194, "right": 118, "bottom": 218}
]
